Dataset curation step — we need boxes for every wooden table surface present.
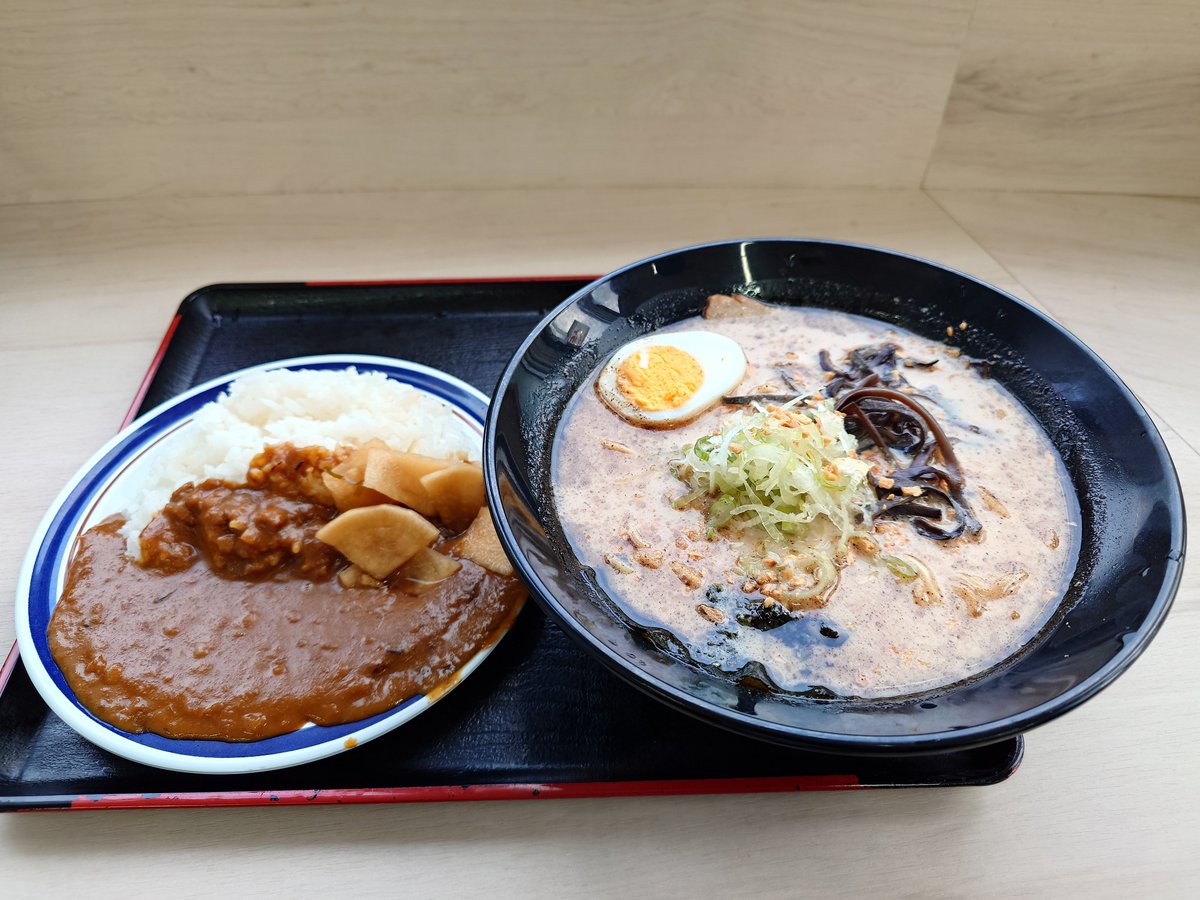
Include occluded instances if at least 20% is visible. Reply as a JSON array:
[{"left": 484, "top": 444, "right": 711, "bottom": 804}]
[{"left": 1, "top": 187, "right": 1196, "bottom": 897}]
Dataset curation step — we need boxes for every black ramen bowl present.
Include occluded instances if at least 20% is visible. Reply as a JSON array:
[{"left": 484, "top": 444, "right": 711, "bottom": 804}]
[{"left": 483, "top": 239, "right": 1185, "bottom": 755}]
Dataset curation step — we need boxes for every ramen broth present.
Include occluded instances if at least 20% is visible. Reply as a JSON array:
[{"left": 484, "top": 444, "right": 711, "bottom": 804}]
[{"left": 552, "top": 306, "right": 1079, "bottom": 699}]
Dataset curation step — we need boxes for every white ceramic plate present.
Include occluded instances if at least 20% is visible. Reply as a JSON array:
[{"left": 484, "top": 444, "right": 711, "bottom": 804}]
[{"left": 15, "top": 354, "right": 510, "bottom": 774}]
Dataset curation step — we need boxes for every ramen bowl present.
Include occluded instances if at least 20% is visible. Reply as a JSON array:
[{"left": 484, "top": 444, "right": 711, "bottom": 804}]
[{"left": 483, "top": 239, "right": 1184, "bottom": 755}]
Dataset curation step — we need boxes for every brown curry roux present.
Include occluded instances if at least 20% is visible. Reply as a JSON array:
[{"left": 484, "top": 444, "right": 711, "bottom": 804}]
[{"left": 47, "top": 444, "right": 523, "bottom": 741}]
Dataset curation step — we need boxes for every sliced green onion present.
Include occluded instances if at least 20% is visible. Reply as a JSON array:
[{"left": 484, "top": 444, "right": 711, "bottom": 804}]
[
  {"left": 879, "top": 552, "right": 918, "bottom": 580},
  {"left": 670, "top": 488, "right": 705, "bottom": 509},
  {"left": 670, "top": 395, "right": 944, "bottom": 608},
  {"left": 708, "top": 494, "right": 737, "bottom": 531},
  {"left": 670, "top": 398, "right": 875, "bottom": 550}
]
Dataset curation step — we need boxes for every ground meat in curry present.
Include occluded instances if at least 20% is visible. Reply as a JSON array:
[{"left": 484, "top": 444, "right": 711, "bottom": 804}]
[{"left": 47, "top": 444, "right": 524, "bottom": 741}]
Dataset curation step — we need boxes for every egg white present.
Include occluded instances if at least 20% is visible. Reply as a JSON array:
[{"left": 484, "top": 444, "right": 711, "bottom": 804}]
[{"left": 595, "top": 331, "right": 747, "bottom": 427}]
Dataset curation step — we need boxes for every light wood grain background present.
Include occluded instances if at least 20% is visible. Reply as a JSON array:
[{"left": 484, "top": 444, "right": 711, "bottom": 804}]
[
  {"left": 926, "top": 0, "right": 1200, "bottom": 195},
  {"left": 2, "top": 0, "right": 1196, "bottom": 202},
  {"left": 0, "top": 0, "right": 976, "bottom": 202}
]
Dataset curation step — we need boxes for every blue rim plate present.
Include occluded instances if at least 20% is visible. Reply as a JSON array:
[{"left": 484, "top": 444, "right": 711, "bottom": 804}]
[{"left": 16, "top": 354, "right": 500, "bottom": 774}]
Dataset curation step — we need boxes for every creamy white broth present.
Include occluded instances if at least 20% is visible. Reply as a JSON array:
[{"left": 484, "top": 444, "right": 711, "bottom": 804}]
[{"left": 551, "top": 306, "right": 1079, "bottom": 699}]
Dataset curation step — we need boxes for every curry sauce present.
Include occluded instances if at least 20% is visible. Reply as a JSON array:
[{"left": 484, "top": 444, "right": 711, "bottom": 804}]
[{"left": 47, "top": 445, "right": 523, "bottom": 741}]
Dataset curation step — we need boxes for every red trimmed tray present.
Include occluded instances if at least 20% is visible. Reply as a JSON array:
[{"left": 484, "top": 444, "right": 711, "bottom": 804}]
[{"left": 0, "top": 278, "right": 1022, "bottom": 811}]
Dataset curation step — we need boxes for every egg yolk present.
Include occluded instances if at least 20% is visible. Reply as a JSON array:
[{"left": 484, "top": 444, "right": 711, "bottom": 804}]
[{"left": 616, "top": 345, "right": 704, "bottom": 411}]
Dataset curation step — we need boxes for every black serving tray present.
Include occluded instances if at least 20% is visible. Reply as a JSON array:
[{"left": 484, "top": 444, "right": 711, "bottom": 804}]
[{"left": 0, "top": 278, "right": 1022, "bottom": 811}]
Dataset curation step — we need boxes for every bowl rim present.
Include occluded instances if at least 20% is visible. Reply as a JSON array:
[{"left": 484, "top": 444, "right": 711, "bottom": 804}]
[{"left": 483, "top": 236, "right": 1186, "bottom": 754}]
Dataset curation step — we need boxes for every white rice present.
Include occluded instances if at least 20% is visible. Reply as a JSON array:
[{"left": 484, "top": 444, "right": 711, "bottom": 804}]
[{"left": 121, "top": 368, "right": 481, "bottom": 556}]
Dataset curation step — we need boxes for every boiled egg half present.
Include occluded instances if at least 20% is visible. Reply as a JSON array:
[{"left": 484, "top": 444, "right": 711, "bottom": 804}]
[{"left": 595, "top": 331, "right": 747, "bottom": 427}]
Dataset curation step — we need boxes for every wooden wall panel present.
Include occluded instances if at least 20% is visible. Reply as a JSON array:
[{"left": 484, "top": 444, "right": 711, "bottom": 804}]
[
  {"left": 926, "top": 1, "right": 1200, "bottom": 196},
  {"left": 931, "top": 190, "right": 1200, "bottom": 443},
  {"left": 0, "top": 0, "right": 975, "bottom": 204}
]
